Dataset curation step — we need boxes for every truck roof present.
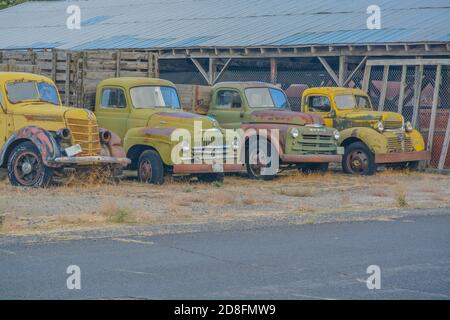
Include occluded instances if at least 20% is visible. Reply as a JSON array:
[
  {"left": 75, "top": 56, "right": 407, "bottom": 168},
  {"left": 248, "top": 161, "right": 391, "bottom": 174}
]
[
  {"left": 303, "top": 87, "right": 368, "bottom": 96},
  {"left": 99, "top": 77, "right": 176, "bottom": 88},
  {"left": 213, "top": 81, "right": 281, "bottom": 91},
  {"left": 0, "top": 72, "right": 53, "bottom": 84}
]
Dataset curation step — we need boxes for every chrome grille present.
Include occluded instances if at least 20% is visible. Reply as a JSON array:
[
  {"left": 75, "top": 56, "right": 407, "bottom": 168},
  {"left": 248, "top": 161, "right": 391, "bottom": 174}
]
[
  {"left": 387, "top": 136, "right": 413, "bottom": 153},
  {"left": 298, "top": 134, "right": 336, "bottom": 154},
  {"left": 66, "top": 118, "right": 101, "bottom": 156},
  {"left": 384, "top": 120, "right": 403, "bottom": 130}
]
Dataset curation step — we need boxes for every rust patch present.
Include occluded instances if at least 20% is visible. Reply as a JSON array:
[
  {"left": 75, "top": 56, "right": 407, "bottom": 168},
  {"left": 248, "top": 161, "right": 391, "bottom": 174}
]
[
  {"left": 250, "top": 110, "right": 323, "bottom": 126},
  {"left": 99, "top": 128, "right": 127, "bottom": 159},
  {"left": 141, "top": 127, "right": 176, "bottom": 136},
  {"left": 24, "top": 115, "right": 64, "bottom": 122},
  {"left": 351, "top": 129, "right": 359, "bottom": 138},
  {"left": 156, "top": 112, "right": 204, "bottom": 119}
]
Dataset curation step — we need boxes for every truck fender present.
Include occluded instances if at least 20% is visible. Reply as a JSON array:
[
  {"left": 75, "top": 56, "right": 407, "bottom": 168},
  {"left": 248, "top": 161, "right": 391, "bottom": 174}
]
[
  {"left": 339, "top": 127, "right": 387, "bottom": 154},
  {"left": 99, "top": 128, "right": 126, "bottom": 158},
  {"left": 0, "top": 126, "right": 61, "bottom": 168},
  {"left": 243, "top": 128, "right": 283, "bottom": 163}
]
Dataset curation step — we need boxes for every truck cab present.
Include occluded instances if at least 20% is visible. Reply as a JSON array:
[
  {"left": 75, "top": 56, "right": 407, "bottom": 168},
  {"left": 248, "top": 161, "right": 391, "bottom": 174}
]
[
  {"left": 94, "top": 78, "right": 243, "bottom": 184},
  {"left": 301, "top": 87, "right": 430, "bottom": 175},
  {"left": 0, "top": 72, "right": 129, "bottom": 187},
  {"left": 196, "top": 82, "right": 343, "bottom": 179}
]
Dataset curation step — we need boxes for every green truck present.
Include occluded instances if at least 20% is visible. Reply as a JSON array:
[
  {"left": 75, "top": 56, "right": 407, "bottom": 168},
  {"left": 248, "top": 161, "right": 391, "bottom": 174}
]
[
  {"left": 94, "top": 77, "right": 243, "bottom": 184},
  {"left": 187, "top": 82, "right": 343, "bottom": 179}
]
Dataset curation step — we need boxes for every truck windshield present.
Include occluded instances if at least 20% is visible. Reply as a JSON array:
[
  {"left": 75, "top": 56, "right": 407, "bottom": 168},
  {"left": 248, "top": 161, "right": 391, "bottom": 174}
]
[
  {"left": 130, "top": 86, "right": 181, "bottom": 109},
  {"left": 7, "top": 81, "right": 60, "bottom": 106},
  {"left": 245, "top": 88, "right": 288, "bottom": 109},
  {"left": 335, "top": 94, "right": 371, "bottom": 110}
]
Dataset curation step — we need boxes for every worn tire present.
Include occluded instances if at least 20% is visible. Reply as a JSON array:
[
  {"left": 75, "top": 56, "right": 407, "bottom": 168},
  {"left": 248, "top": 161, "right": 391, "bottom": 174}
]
[
  {"left": 7, "top": 141, "right": 53, "bottom": 187},
  {"left": 342, "top": 142, "right": 376, "bottom": 176},
  {"left": 197, "top": 173, "right": 225, "bottom": 183},
  {"left": 245, "top": 137, "right": 277, "bottom": 181},
  {"left": 137, "top": 150, "right": 164, "bottom": 185},
  {"left": 300, "top": 163, "right": 329, "bottom": 174}
]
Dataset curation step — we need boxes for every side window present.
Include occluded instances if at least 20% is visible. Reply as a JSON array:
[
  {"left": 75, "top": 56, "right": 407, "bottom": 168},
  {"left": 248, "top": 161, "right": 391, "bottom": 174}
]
[
  {"left": 216, "top": 90, "right": 242, "bottom": 109},
  {"left": 101, "top": 88, "right": 126, "bottom": 109},
  {"left": 308, "top": 95, "right": 331, "bottom": 113}
]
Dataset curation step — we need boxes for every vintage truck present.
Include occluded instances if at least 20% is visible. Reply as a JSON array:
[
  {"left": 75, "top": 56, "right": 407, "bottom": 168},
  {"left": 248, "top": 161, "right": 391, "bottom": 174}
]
[
  {"left": 184, "top": 82, "right": 343, "bottom": 179},
  {"left": 0, "top": 72, "right": 130, "bottom": 187},
  {"left": 94, "top": 78, "right": 243, "bottom": 184},
  {"left": 300, "top": 87, "right": 431, "bottom": 175}
]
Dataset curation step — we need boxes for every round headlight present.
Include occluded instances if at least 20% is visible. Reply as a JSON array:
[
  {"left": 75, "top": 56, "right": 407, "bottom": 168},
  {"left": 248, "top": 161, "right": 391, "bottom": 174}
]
[
  {"left": 376, "top": 121, "right": 384, "bottom": 132},
  {"left": 405, "top": 121, "right": 413, "bottom": 133},
  {"left": 181, "top": 140, "right": 190, "bottom": 152},
  {"left": 291, "top": 128, "right": 299, "bottom": 138},
  {"left": 333, "top": 130, "right": 340, "bottom": 140}
]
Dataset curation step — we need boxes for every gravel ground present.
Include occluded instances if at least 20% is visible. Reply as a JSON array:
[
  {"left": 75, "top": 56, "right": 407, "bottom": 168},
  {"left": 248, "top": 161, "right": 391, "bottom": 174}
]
[{"left": 0, "top": 168, "right": 449, "bottom": 237}]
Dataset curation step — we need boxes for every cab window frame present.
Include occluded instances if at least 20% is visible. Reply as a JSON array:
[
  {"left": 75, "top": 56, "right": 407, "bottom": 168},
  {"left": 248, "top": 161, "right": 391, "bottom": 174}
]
[
  {"left": 100, "top": 86, "right": 127, "bottom": 109},
  {"left": 215, "top": 89, "right": 242, "bottom": 110},
  {"left": 307, "top": 95, "right": 332, "bottom": 113}
]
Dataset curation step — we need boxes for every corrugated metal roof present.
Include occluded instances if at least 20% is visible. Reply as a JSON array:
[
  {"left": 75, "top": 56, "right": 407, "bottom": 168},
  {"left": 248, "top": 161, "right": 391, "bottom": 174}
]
[{"left": 0, "top": 0, "right": 449, "bottom": 50}]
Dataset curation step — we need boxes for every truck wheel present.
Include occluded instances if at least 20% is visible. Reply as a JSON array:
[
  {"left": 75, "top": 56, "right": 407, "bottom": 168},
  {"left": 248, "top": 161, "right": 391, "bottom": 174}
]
[
  {"left": 301, "top": 163, "right": 329, "bottom": 174},
  {"left": 245, "top": 138, "right": 277, "bottom": 180},
  {"left": 7, "top": 141, "right": 53, "bottom": 187},
  {"left": 138, "top": 150, "right": 164, "bottom": 185},
  {"left": 197, "top": 173, "right": 225, "bottom": 183},
  {"left": 342, "top": 142, "right": 376, "bottom": 176}
]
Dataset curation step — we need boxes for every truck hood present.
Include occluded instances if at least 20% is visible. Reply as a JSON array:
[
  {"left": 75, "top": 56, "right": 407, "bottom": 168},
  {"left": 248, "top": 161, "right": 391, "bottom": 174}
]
[
  {"left": 248, "top": 109, "right": 323, "bottom": 126},
  {"left": 340, "top": 110, "right": 403, "bottom": 123},
  {"left": 147, "top": 110, "right": 218, "bottom": 131},
  {"left": 11, "top": 103, "right": 96, "bottom": 131}
]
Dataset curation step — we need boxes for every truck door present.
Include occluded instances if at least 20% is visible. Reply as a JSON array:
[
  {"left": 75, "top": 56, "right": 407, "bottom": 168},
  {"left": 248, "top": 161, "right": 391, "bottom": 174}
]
[
  {"left": 95, "top": 87, "right": 129, "bottom": 139},
  {"left": 208, "top": 89, "right": 243, "bottom": 129},
  {"left": 304, "top": 95, "right": 334, "bottom": 128},
  {"left": 0, "top": 89, "right": 8, "bottom": 149}
]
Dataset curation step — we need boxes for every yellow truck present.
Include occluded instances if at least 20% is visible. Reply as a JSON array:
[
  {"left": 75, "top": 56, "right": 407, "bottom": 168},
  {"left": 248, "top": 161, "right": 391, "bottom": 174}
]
[
  {"left": 0, "top": 72, "right": 130, "bottom": 187},
  {"left": 301, "top": 87, "right": 430, "bottom": 175}
]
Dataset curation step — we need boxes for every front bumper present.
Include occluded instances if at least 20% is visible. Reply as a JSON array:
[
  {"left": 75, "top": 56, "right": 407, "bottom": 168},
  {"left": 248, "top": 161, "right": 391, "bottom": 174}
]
[
  {"left": 173, "top": 163, "right": 245, "bottom": 174},
  {"left": 281, "top": 154, "right": 342, "bottom": 164},
  {"left": 53, "top": 156, "right": 131, "bottom": 166},
  {"left": 375, "top": 151, "right": 431, "bottom": 164}
]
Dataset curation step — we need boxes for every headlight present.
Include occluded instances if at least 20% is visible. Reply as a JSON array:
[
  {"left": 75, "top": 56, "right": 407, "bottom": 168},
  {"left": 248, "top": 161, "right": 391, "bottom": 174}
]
[
  {"left": 291, "top": 128, "right": 299, "bottom": 138},
  {"left": 405, "top": 121, "right": 413, "bottom": 133},
  {"left": 376, "top": 121, "right": 384, "bottom": 132},
  {"left": 181, "top": 140, "right": 190, "bottom": 152},
  {"left": 333, "top": 130, "right": 340, "bottom": 140}
]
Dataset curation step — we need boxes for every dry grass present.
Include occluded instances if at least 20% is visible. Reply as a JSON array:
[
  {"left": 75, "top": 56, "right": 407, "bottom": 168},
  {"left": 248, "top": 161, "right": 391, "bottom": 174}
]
[
  {"left": 278, "top": 188, "right": 314, "bottom": 198},
  {"left": 394, "top": 188, "right": 409, "bottom": 208}
]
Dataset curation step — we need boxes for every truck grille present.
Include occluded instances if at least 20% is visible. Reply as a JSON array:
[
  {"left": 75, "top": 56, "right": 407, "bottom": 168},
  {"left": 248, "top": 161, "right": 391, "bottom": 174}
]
[
  {"left": 387, "top": 136, "right": 414, "bottom": 153},
  {"left": 384, "top": 120, "right": 403, "bottom": 130},
  {"left": 297, "top": 134, "right": 336, "bottom": 154},
  {"left": 66, "top": 118, "right": 101, "bottom": 156},
  {"left": 192, "top": 137, "right": 233, "bottom": 162}
]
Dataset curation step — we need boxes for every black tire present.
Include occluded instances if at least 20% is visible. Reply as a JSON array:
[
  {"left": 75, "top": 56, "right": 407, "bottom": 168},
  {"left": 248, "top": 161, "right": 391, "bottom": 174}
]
[
  {"left": 7, "top": 141, "right": 53, "bottom": 187},
  {"left": 197, "top": 173, "right": 225, "bottom": 183},
  {"left": 407, "top": 161, "right": 420, "bottom": 170},
  {"left": 245, "top": 137, "right": 277, "bottom": 180},
  {"left": 137, "top": 150, "right": 164, "bottom": 185},
  {"left": 342, "top": 142, "right": 376, "bottom": 176},
  {"left": 300, "top": 163, "right": 329, "bottom": 174}
]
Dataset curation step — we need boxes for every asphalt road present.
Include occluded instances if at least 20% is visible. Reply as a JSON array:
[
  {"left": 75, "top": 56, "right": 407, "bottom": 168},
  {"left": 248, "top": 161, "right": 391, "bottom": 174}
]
[{"left": 0, "top": 212, "right": 449, "bottom": 300}]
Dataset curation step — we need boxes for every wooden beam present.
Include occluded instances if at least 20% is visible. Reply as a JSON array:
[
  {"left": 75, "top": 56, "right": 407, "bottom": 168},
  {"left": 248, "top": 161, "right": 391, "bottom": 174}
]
[
  {"left": 438, "top": 112, "right": 450, "bottom": 170},
  {"left": 270, "top": 58, "right": 278, "bottom": 85},
  {"left": 343, "top": 56, "right": 367, "bottom": 87},
  {"left": 361, "top": 64, "right": 372, "bottom": 92},
  {"left": 115, "top": 51, "right": 121, "bottom": 77},
  {"left": 397, "top": 65, "right": 407, "bottom": 114},
  {"left": 213, "top": 58, "right": 232, "bottom": 84},
  {"left": 411, "top": 64, "right": 424, "bottom": 129},
  {"left": 318, "top": 57, "right": 339, "bottom": 86},
  {"left": 51, "top": 50, "right": 57, "bottom": 82},
  {"left": 426, "top": 64, "right": 442, "bottom": 156},
  {"left": 338, "top": 56, "right": 346, "bottom": 86},
  {"left": 191, "top": 58, "right": 212, "bottom": 85},
  {"left": 65, "top": 52, "right": 71, "bottom": 106},
  {"left": 378, "top": 65, "right": 389, "bottom": 111},
  {"left": 367, "top": 58, "right": 450, "bottom": 66}
]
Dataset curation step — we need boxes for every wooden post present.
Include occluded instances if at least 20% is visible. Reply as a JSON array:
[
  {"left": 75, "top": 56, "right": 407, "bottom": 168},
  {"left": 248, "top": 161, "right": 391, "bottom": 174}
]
[
  {"left": 397, "top": 65, "right": 407, "bottom": 114},
  {"left": 378, "top": 65, "right": 389, "bottom": 111},
  {"left": 65, "top": 52, "right": 71, "bottom": 106},
  {"left": 115, "top": 50, "right": 121, "bottom": 77},
  {"left": 208, "top": 58, "right": 216, "bottom": 85},
  {"left": 270, "top": 58, "right": 278, "bottom": 85},
  {"left": 338, "top": 55, "right": 347, "bottom": 86},
  {"left": 411, "top": 65, "right": 424, "bottom": 129},
  {"left": 51, "top": 50, "right": 57, "bottom": 82},
  {"left": 426, "top": 64, "right": 442, "bottom": 157},
  {"left": 438, "top": 112, "right": 450, "bottom": 170},
  {"left": 362, "top": 64, "right": 372, "bottom": 92}
]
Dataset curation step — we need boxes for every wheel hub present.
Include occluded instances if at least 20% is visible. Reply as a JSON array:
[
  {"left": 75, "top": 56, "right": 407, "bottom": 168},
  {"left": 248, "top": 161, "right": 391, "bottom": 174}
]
[{"left": 21, "top": 162, "right": 33, "bottom": 175}]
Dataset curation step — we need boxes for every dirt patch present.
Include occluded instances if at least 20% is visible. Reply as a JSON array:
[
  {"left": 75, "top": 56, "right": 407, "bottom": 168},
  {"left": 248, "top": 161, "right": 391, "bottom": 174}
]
[{"left": 1, "top": 169, "right": 450, "bottom": 235}]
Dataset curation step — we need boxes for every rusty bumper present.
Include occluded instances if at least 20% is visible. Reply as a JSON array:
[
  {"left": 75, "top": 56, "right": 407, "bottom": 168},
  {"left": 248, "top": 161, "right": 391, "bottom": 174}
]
[
  {"left": 280, "top": 154, "right": 342, "bottom": 164},
  {"left": 173, "top": 163, "right": 245, "bottom": 174},
  {"left": 375, "top": 151, "right": 431, "bottom": 164},
  {"left": 53, "top": 156, "right": 131, "bottom": 166}
]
